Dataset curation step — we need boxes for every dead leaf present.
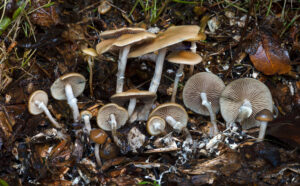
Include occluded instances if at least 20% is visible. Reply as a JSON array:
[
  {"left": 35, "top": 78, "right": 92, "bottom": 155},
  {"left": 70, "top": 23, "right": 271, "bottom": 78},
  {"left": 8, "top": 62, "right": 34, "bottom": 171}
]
[{"left": 30, "top": 0, "right": 59, "bottom": 27}]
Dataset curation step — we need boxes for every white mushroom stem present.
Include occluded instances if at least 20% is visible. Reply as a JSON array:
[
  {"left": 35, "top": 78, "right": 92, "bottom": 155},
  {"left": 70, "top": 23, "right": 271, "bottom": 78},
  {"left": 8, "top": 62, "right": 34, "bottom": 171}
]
[
  {"left": 171, "top": 64, "right": 184, "bottom": 103},
  {"left": 149, "top": 48, "right": 167, "bottom": 93},
  {"left": 83, "top": 115, "right": 92, "bottom": 134},
  {"left": 165, "top": 115, "right": 184, "bottom": 132},
  {"left": 109, "top": 114, "right": 122, "bottom": 147},
  {"left": 153, "top": 122, "right": 164, "bottom": 132},
  {"left": 236, "top": 99, "right": 252, "bottom": 122},
  {"left": 189, "top": 41, "right": 197, "bottom": 76},
  {"left": 116, "top": 45, "right": 131, "bottom": 93},
  {"left": 87, "top": 57, "right": 94, "bottom": 97},
  {"left": 200, "top": 92, "right": 219, "bottom": 136},
  {"left": 257, "top": 121, "right": 268, "bottom": 142},
  {"left": 94, "top": 144, "right": 102, "bottom": 166},
  {"left": 127, "top": 98, "right": 137, "bottom": 117},
  {"left": 65, "top": 83, "right": 80, "bottom": 122},
  {"left": 34, "top": 100, "right": 61, "bottom": 128}
]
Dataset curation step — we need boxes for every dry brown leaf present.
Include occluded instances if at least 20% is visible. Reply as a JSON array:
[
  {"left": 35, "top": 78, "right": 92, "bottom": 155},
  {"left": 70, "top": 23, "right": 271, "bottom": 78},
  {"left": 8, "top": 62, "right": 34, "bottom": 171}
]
[{"left": 30, "top": 0, "right": 59, "bottom": 27}]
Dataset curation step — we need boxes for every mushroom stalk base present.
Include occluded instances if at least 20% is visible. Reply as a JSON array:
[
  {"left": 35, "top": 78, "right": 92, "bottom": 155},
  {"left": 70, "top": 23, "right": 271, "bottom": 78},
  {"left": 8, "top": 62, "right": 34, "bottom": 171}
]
[
  {"left": 166, "top": 115, "right": 184, "bottom": 132},
  {"left": 127, "top": 98, "right": 136, "bottom": 117},
  {"left": 87, "top": 57, "right": 94, "bottom": 97},
  {"left": 35, "top": 101, "right": 61, "bottom": 128},
  {"left": 237, "top": 99, "right": 252, "bottom": 123},
  {"left": 83, "top": 115, "right": 91, "bottom": 134},
  {"left": 171, "top": 64, "right": 184, "bottom": 103},
  {"left": 116, "top": 45, "right": 131, "bottom": 93},
  {"left": 94, "top": 144, "right": 102, "bottom": 166},
  {"left": 200, "top": 92, "right": 219, "bottom": 136},
  {"left": 257, "top": 121, "right": 268, "bottom": 142},
  {"left": 109, "top": 114, "right": 122, "bottom": 147},
  {"left": 65, "top": 83, "right": 80, "bottom": 122},
  {"left": 189, "top": 41, "right": 197, "bottom": 76},
  {"left": 149, "top": 48, "right": 167, "bottom": 93}
]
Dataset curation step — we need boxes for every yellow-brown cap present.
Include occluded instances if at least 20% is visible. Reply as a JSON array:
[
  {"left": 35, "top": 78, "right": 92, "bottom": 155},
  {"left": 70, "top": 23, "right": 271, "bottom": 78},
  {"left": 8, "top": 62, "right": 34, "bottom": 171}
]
[
  {"left": 166, "top": 51, "right": 202, "bottom": 65},
  {"left": 255, "top": 109, "right": 274, "bottom": 122},
  {"left": 100, "top": 27, "right": 146, "bottom": 40},
  {"left": 28, "top": 90, "right": 48, "bottom": 115}
]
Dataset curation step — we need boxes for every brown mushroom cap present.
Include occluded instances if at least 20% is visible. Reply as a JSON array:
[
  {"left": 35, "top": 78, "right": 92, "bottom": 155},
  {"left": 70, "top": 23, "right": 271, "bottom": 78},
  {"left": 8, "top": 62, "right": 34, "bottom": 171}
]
[
  {"left": 100, "top": 27, "right": 146, "bottom": 40},
  {"left": 28, "top": 90, "right": 48, "bottom": 115},
  {"left": 147, "top": 116, "right": 166, "bottom": 136},
  {"left": 149, "top": 103, "right": 188, "bottom": 128},
  {"left": 96, "top": 38, "right": 117, "bottom": 55},
  {"left": 82, "top": 48, "right": 97, "bottom": 57},
  {"left": 111, "top": 89, "right": 156, "bottom": 105},
  {"left": 50, "top": 73, "right": 86, "bottom": 100},
  {"left": 255, "top": 109, "right": 274, "bottom": 122},
  {"left": 220, "top": 78, "right": 273, "bottom": 129},
  {"left": 183, "top": 72, "right": 225, "bottom": 116},
  {"left": 186, "top": 32, "right": 207, "bottom": 42},
  {"left": 166, "top": 51, "right": 203, "bottom": 65},
  {"left": 128, "top": 25, "right": 200, "bottom": 58},
  {"left": 90, "top": 129, "right": 108, "bottom": 144},
  {"left": 80, "top": 110, "right": 92, "bottom": 119},
  {"left": 113, "top": 32, "right": 156, "bottom": 47},
  {"left": 99, "top": 142, "right": 119, "bottom": 160},
  {"left": 96, "top": 103, "right": 128, "bottom": 131}
]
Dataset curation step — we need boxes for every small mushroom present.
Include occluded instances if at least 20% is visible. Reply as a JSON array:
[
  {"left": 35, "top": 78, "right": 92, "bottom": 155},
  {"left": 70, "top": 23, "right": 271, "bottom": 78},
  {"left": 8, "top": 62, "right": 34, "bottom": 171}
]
[
  {"left": 28, "top": 90, "right": 61, "bottom": 128},
  {"left": 80, "top": 110, "right": 92, "bottom": 134},
  {"left": 147, "top": 116, "right": 166, "bottom": 136},
  {"left": 96, "top": 103, "right": 128, "bottom": 147},
  {"left": 97, "top": 29, "right": 156, "bottom": 93},
  {"left": 111, "top": 89, "right": 156, "bottom": 117},
  {"left": 183, "top": 72, "right": 225, "bottom": 136},
  {"left": 51, "top": 73, "right": 86, "bottom": 122},
  {"left": 82, "top": 48, "right": 97, "bottom": 97},
  {"left": 90, "top": 129, "right": 109, "bottom": 166},
  {"left": 255, "top": 109, "right": 274, "bottom": 142},
  {"left": 99, "top": 142, "right": 119, "bottom": 160},
  {"left": 220, "top": 78, "right": 273, "bottom": 129},
  {"left": 166, "top": 51, "right": 202, "bottom": 102}
]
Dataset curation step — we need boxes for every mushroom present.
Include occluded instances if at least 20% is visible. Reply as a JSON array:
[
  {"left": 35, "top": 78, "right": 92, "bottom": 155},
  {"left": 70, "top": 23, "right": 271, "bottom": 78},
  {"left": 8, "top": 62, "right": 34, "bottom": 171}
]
[
  {"left": 185, "top": 32, "right": 206, "bottom": 76},
  {"left": 255, "top": 109, "right": 274, "bottom": 142},
  {"left": 80, "top": 110, "right": 92, "bottom": 134},
  {"left": 82, "top": 48, "right": 97, "bottom": 97},
  {"left": 97, "top": 29, "right": 156, "bottom": 93},
  {"left": 166, "top": 51, "right": 202, "bottom": 102},
  {"left": 99, "top": 142, "right": 119, "bottom": 160},
  {"left": 183, "top": 72, "right": 225, "bottom": 136},
  {"left": 147, "top": 116, "right": 166, "bottom": 136},
  {"left": 90, "top": 129, "right": 109, "bottom": 166},
  {"left": 96, "top": 103, "right": 128, "bottom": 147},
  {"left": 129, "top": 25, "right": 200, "bottom": 94},
  {"left": 111, "top": 89, "right": 156, "bottom": 117},
  {"left": 220, "top": 78, "right": 273, "bottom": 129},
  {"left": 28, "top": 90, "right": 62, "bottom": 128}
]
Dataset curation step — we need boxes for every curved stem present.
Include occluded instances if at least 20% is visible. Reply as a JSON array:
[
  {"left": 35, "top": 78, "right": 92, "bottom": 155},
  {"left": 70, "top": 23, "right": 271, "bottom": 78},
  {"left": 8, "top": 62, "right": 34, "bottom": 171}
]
[
  {"left": 94, "top": 144, "right": 102, "bottom": 166},
  {"left": 236, "top": 99, "right": 252, "bottom": 123},
  {"left": 171, "top": 64, "right": 184, "bottom": 102},
  {"left": 200, "top": 92, "right": 219, "bottom": 136},
  {"left": 189, "top": 41, "right": 197, "bottom": 76},
  {"left": 166, "top": 115, "right": 184, "bottom": 132},
  {"left": 83, "top": 115, "right": 91, "bottom": 134},
  {"left": 65, "top": 83, "right": 80, "bottom": 122},
  {"left": 116, "top": 45, "right": 131, "bottom": 93},
  {"left": 257, "top": 121, "right": 268, "bottom": 142},
  {"left": 149, "top": 48, "right": 167, "bottom": 93},
  {"left": 87, "top": 57, "right": 94, "bottom": 97},
  {"left": 35, "top": 100, "right": 61, "bottom": 128},
  {"left": 127, "top": 98, "right": 136, "bottom": 117},
  {"left": 109, "top": 114, "right": 122, "bottom": 147}
]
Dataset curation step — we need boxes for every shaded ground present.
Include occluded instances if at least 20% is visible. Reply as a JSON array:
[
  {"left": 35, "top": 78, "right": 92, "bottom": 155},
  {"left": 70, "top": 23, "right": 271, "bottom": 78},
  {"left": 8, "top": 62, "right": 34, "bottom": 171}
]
[{"left": 0, "top": 0, "right": 300, "bottom": 185}]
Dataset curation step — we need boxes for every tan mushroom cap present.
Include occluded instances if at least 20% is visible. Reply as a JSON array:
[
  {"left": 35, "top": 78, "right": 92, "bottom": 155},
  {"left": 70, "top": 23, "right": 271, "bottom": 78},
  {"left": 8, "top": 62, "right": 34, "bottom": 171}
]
[
  {"left": 147, "top": 116, "right": 166, "bottom": 136},
  {"left": 220, "top": 78, "right": 273, "bottom": 129},
  {"left": 80, "top": 110, "right": 92, "bottom": 119},
  {"left": 82, "top": 48, "right": 97, "bottom": 57},
  {"left": 255, "top": 109, "right": 274, "bottom": 122},
  {"left": 96, "top": 38, "right": 117, "bottom": 55},
  {"left": 50, "top": 73, "right": 86, "bottom": 100},
  {"left": 28, "top": 90, "right": 48, "bottom": 115},
  {"left": 111, "top": 89, "right": 157, "bottom": 105},
  {"left": 183, "top": 72, "right": 225, "bottom": 116},
  {"left": 149, "top": 103, "right": 188, "bottom": 128},
  {"left": 166, "top": 51, "right": 202, "bottom": 65},
  {"left": 90, "top": 129, "right": 108, "bottom": 144},
  {"left": 97, "top": 103, "right": 128, "bottom": 131},
  {"left": 100, "top": 27, "right": 146, "bottom": 40},
  {"left": 113, "top": 32, "right": 156, "bottom": 47},
  {"left": 128, "top": 25, "right": 201, "bottom": 58},
  {"left": 186, "top": 32, "right": 207, "bottom": 42}
]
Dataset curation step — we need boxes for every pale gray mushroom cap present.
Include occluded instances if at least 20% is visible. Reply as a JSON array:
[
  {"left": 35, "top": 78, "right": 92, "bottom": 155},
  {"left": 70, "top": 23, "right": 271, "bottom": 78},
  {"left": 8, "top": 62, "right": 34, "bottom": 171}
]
[
  {"left": 220, "top": 78, "right": 273, "bottom": 129},
  {"left": 149, "top": 103, "right": 188, "bottom": 129},
  {"left": 100, "top": 27, "right": 146, "bottom": 40},
  {"left": 50, "top": 73, "right": 86, "bottom": 100},
  {"left": 96, "top": 103, "right": 129, "bottom": 131},
  {"left": 28, "top": 90, "right": 49, "bottom": 115},
  {"left": 111, "top": 89, "right": 157, "bottom": 105},
  {"left": 183, "top": 72, "right": 225, "bottom": 116}
]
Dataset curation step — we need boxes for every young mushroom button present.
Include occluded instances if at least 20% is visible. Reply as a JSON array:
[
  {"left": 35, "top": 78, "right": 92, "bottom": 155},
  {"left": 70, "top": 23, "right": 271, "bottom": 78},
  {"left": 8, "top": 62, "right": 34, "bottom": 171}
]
[
  {"left": 147, "top": 116, "right": 166, "bottom": 136},
  {"left": 80, "top": 110, "right": 93, "bottom": 134},
  {"left": 166, "top": 51, "right": 202, "bottom": 102},
  {"left": 90, "top": 129, "right": 109, "bottom": 166},
  {"left": 28, "top": 90, "right": 61, "bottom": 128},
  {"left": 183, "top": 72, "right": 225, "bottom": 136},
  {"left": 50, "top": 73, "right": 86, "bottom": 123},
  {"left": 255, "top": 109, "right": 274, "bottom": 142},
  {"left": 220, "top": 78, "right": 273, "bottom": 129}
]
